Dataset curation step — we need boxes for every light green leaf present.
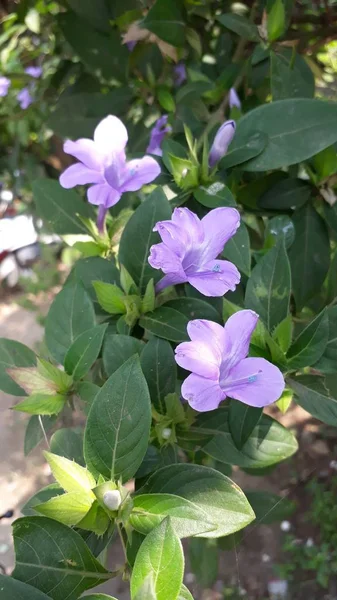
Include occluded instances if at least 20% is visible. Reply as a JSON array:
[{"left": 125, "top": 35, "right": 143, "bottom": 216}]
[
  {"left": 131, "top": 518, "right": 184, "bottom": 600},
  {"left": 12, "top": 517, "right": 112, "bottom": 600},
  {"left": 70, "top": 257, "right": 120, "bottom": 312},
  {"left": 36, "top": 492, "right": 93, "bottom": 526},
  {"left": 103, "top": 333, "right": 144, "bottom": 377},
  {"left": 140, "top": 337, "right": 177, "bottom": 413},
  {"left": 139, "top": 307, "right": 189, "bottom": 342},
  {"left": 64, "top": 324, "right": 107, "bottom": 380},
  {"left": 223, "top": 222, "right": 251, "bottom": 276},
  {"left": 44, "top": 451, "right": 95, "bottom": 494},
  {"left": 267, "top": 0, "right": 285, "bottom": 41},
  {"left": 45, "top": 281, "right": 95, "bottom": 364},
  {"left": 178, "top": 584, "right": 194, "bottom": 600},
  {"left": 245, "top": 239, "right": 291, "bottom": 331},
  {"left": 13, "top": 394, "right": 66, "bottom": 416},
  {"left": 133, "top": 575, "right": 156, "bottom": 600},
  {"left": 287, "top": 310, "right": 329, "bottom": 369},
  {"left": 0, "top": 339, "right": 36, "bottom": 396},
  {"left": 21, "top": 485, "right": 63, "bottom": 517},
  {"left": 130, "top": 493, "right": 216, "bottom": 537},
  {"left": 84, "top": 356, "right": 151, "bottom": 481},
  {"left": 272, "top": 316, "right": 293, "bottom": 353},
  {"left": 37, "top": 360, "right": 73, "bottom": 394},
  {"left": 93, "top": 281, "right": 125, "bottom": 315},
  {"left": 288, "top": 375, "right": 337, "bottom": 426}
]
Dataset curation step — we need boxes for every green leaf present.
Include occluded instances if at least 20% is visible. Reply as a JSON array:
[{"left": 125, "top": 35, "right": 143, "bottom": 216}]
[
  {"left": 272, "top": 316, "right": 293, "bottom": 353},
  {"left": 133, "top": 575, "right": 156, "bottom": 600},
  {"left": 259, "top": 178, "right": 311, "bottom": 210},
  {"left": 178, "top": 584, "right": 194, "bottom": 600},
  {"left": 76, "top": 500, "right": 110, "bottom": 536},
  {"left": 45, "top": 281, "right": 95, "bottom": 364},
  {"left": 7, "top": 367, "right": 56, "bottom": 396},
  {"left": 0, "top": 574, "right": 52, "bottom": 600},
  {"left": 24, "top": 415, "right": 57, "bottom": 456},
  {"left": 131, "top": 518, "right": 184, "bottom": 600},
  {"left": 140, "top": 337, "right": 177, "bottom": 413},
  {"left": 287, "top": 310, "right": 329, "bottom": 369},
  {"left": 219, "top": 131, "right": 267, "bottom": 170},
  {"left": 44, "top": 451, "right": 95, "bottom": 494},
  {"left": 288, "top": 205, "right": 330, "bottom": 310},
  {"left": 288, "top": 375, "right": 337, "bottom": 426},
  {"left": 271, "top": 50, "right": 315, "bottom": 100},
  {"left": 265, "top": 216, "right": 295, "bottom": 250},
  {"left": 314, "top": 307, "right": 337, "bottom": 373},
  {"left": 13, "top": 393, "right": 66, "bottom": 416},
  {"left": 50, "top": 429, "right": 84, "bottom": 465},
  {"left": 217, "top": 13, "right": 260, "bottom": 41},
  {"left": 245, "top": 490, "right": 295, "bottom": 524},
  {"left": 141, "top": 0, "right": 185, "bottom": 47},
  {"left": 164, "top": 298, "right": 221, "bottom": 322},
  {"left": 130, "top": 493, "right": 216, "bottom": 537},
  {"left": 222, "top": 222, "right": 251, "bottom": 276},
  {"left": 36, "top": 492, "right": 93, "bottom": 526},
  {"left": 139, "top": 307, "right": 189, "bottom": 343},
  {"left": 0, "top": 339, "right": 36, "bottom": 396},
  {"left": 267, "top": 0, "right": 285, "bottom": 41},
  {"left": 84, "top": 596, "right": 118, "bottom": 600},
  {"left": 21, "top": 485, "right": 63, "bottom": 517},
  {"left": 189, "top": 538, "right": 218, "bottom": 589},
  {"left": 138, "top": 463, "right": 255, "bottom": 537},
  {"left": 84, "top": 356, "right": 151, "bottom": 481},
  {"left": 245, "top": 239, "right": 291, "bottom": 331},
  {"left": 235, "top": 99, "right": 337, "bottom": 171},
  {"left": 142, "top": 279, "right": 155, "bottom": 314},
  {"left": 119, "top": 188, "right": 171, "bottom": 293},
  {"left": 194, "top": 183, "right": 236, "bottom": 208},
  {"left": 93, "top": 281, "right": 125, "bottom": 315},
  {"left": 103, "top": 333, "right": 144, "bottom": 377},
  {"left": 229, "top": 401, "right": 263, "bottom": 450},
  {"left": 12, "top": 517, "right": 112, "bottom": 600},
  {"left": 66, "top": 0, "right": 110, "bottom": 32},
  {"left": 197, "top": 408, "right": 298, "bottom": 469},
  {"left": 64, "top": 324, "right": 107, "bottom": 380},
  {"left": 158, "top": 87, "right": 176, "bottom": 112},
  {"left": 33, "top": 179, "right": 93, "bottom": 235},
  {"left": 70, "top": 257, "right": 120, "bottom": 313},
  {"left": 37, "top": 360, "right": 73, "bottom": 394}
]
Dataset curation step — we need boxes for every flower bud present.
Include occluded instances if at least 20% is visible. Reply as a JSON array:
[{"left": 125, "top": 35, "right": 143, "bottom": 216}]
[
  {"left": 103, "top": 490, "right": 122, "bottom": 511},
  {"left": 162, "top": 427, "right": 172, "bottom": 440},
  {"left": 229, "top": 88, "right": 241, "bottom": 110},
  {"left": 209, "top": 120, "right": 236, "bottom": 167}
]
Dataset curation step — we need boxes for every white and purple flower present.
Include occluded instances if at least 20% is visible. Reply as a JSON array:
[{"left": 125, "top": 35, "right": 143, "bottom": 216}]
[
  {"left": 146, "top": 115, "right": 171, "bottom": 157},
  {"left": 0, "top": 77, "right": 10, "bottom": 97},
  {"left": 148, "top": 206, "right": 241, "bottom": 296},
  {"left": 175, "top": 310, "right": 285, "bottom": 411},
  {"left": 17, "top": 87, "right": 33, "bottom": 109},
  {"left": 60, "top": 115, "right": 161, "bottom": 231},
  {"left": 209, "top": 120, "right": 236, "bottom": 167},
  {"left": 25, "top": 66, "right": 42, "bottom": 78}
]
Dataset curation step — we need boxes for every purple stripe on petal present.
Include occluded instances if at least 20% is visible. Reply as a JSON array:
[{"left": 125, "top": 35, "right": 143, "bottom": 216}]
[
  {"left": 59, "top": 164, "right": 104, "bottom": 188},
  {"left": 222, "top": 357, "right": 285, "bottom": 407},
  {"left": 121, "top": 156, "right": 161, "bottom": 192},
  {"left": 181, "top": 373, "right": 226, "bottom": 412},
  {"left": 188, "top": 259, "right": 240, "bottom": 297},
  {"left": 175, "top": 340, "right": 221, "bottom": 379},
  {"left": 201, "top": 207, "right": 240, "bottom": 261}
]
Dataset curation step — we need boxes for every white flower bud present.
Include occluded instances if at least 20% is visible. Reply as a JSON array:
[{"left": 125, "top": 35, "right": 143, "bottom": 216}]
[
  {"left": 181, "top": 168, "right": 188, "bottom": 178},
  {"left": 103, "top": 490, "right": 122, "bottom": 511},
  {"left": 162, "top": 427, "right": 172, "bottom": 440},
  {"left": 280, "top": 520, "right": 291, "bottom": 532}
]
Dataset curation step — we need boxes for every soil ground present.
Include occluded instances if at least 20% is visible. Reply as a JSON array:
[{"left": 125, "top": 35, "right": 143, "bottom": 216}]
[{"left": 0, "top": 288, "right": 335, "bottom": 600}]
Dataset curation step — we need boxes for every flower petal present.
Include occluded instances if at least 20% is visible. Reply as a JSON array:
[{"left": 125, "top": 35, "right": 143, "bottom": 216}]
[
  {"left": 87, "top": 184, "right": 121, "bottom": 208},
  {"left": 148, "top": 242, "right": 184, "bottom": 275},
  {"left": 175, "top": 340, "right": 221, "bottom": 379},
  {"left": 153, "top": 220, "right": 187, "bottom": 259},
  {"left": 201, "top": 207, "right": 240, "bottom": 261},
  {"left": 94, "top": 115, "right": 128, "bottom": 156},
  {"left": 181, "top": 373, "right": 226, "bottom": 412},
  {"left": 121, "top": 156, "right": 161, "bottom": 192},
  {"left": 59, "top": 164, "right": 104, "bottom": 189},
  {"left": 187, "top": 319, "right": 225, "bottom": 352},
  {"left": 172, "top": 208, "right": 203, "bottom": 245},
  {"left": 155, "top": 272, "right": 187, "bottom": 293},
  {"left": 222, "top": 309, "right": 258, "bottom": 367},
  {"left": 63, "top": 139, "right": 103, "bottom": 171},
  {"left": 187, "top": 259, "right": 240, "bottom": 297},
  {"left": 223, "top": 357, "right": 285, "bottom": 407},
  {"left": 209, "top": 120, "right": 236, "bottom": 167}
]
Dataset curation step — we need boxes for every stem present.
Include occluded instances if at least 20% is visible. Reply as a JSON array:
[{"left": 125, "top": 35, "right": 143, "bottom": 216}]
[
  {"left": 117, "top": 522, "right": 128, "bottom": 563},
  {"left": 39, "top": 415, "right": 50, "bottom": 449}
]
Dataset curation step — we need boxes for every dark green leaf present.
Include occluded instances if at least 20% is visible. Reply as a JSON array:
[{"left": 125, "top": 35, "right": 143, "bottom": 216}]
[
  {"left": 236, "top": 99, "right": 337, "bottom": 171},
  {"left": 223, "top": 222, "right": 251, "bottom": 276},
  {"left": 84, "top": 596, "right": 118, "bottom": 599},
  {"left": 219, "top": 131, "right": 267, "bottom": 170},
  {"left": 217, "top": 13, "right": 260, "bottom": 41},
  {"left": 323, "top": 200, "right": 337, "bottom": 236},
  {"left": 315, "top": 307, "right": 337, "bottom": 373},
  {"left": 140, "top": 337, "right": 177, "bottom": 412},
  {"left": 12, "top": 517, "right": 112, "bottom": 600},
  {"left": 66, "top": 0, "right": 110, "bottom": 32},
  {"left": 0, "top": 574, "right": 52, "bottom": 599},
  {"left": 288, "top": 375, "right": 337, "bottom": 426},
  {"left": 0, "top": 339, "right": 36, "bottom": 396},
  {"left": 50, "top": 429, "right": 84, "bottom": 465},
  {"left": 271, "top": 50, "right": 315, "bottom": 100},
  {"left": 265, "top": 216, "right": 295, "bottom": 250},
  {"left": 288, "top": 205, "right": 330, "bottom": 311},
  {"left": 164, "top": 297, "right": 221, "bottom": 322},
  {"left": 229, "top": 401, "right": 263, "bottom": 450},
  {"left": 119, "top": 189, "right": 171, "bottom": 293},
  {"left": 45, "top": 281, "right": 95, "bottom": 364},
  {"left": 131, "top": 518, "right": 184, "bottom": 600},
  {"left": 84, "top": 356, "right": 151, "bottom": 481},
  {"left": 33, "top": 179, "right": 93, "bottom": 235},
  {"left": 259, "top": 178, "right": 311, "bottom": 210},
  {"left": 139, "top": 307, "right": 189, "bottom": 342},
  {"left": 70, "top": 257, "right": 120, "bottom": 313},
  {"left": 103, "top": 333, "right": 144, "bottom": 377},
  {"left": 245, "top": 239, "right": 291, "bottom": 331},
  {"left": 287, "top": 310, "right": 329, "bottom": 369},
  {"left": 138, "top": 463, "right": 255, "bottom": 537},
  {"left": 245, "top": 490, "right": 296, "bottom": 524},
  {"left": 189, "top": 538, "right": 218, "bottom": 588},
  {"left": 24, "top": 415, "right": 57, "bottom": 456},
  {"left": 141, "top": 0, "right": 185, "bottom": 47},
  {"left": 194, "top": 183, "right": 236, "bottom": 208},
  {"left": 64, "top": 324, "right": 107, "bottom": 380}
]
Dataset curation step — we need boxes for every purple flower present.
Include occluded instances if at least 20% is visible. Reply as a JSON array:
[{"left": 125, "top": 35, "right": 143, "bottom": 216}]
[
  {"left": 174, "top": 63, "right": 187, "bottom": 87},
  {"left": 175, "top": 310, "right": 285, "bottom": 412},
  {"left": 146, "top": 115, "right": 171, "bottom": 157},
  {"left": 0, "top": 77, "right": 10, "bottom": 97},
  {"left": 25, "top": 66, "right": 42, "bottom": 78},
  {"left": 17, "top": 88, "right": 33, "bottom": 109},
  {"left": 148, "top": 206, "right": 241, "bottom": 296},
  {"left": 209, "top": 120, "right": 236, "bottom": 168},
  {"left": 126, "top": 41, "right": 137, "bottom": 51},
  {"left": 229, "top": 88, "right": 241, "bottom": 110},
  {"left": 60, "top": 115, "right": 161, "bottom": 232}
]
